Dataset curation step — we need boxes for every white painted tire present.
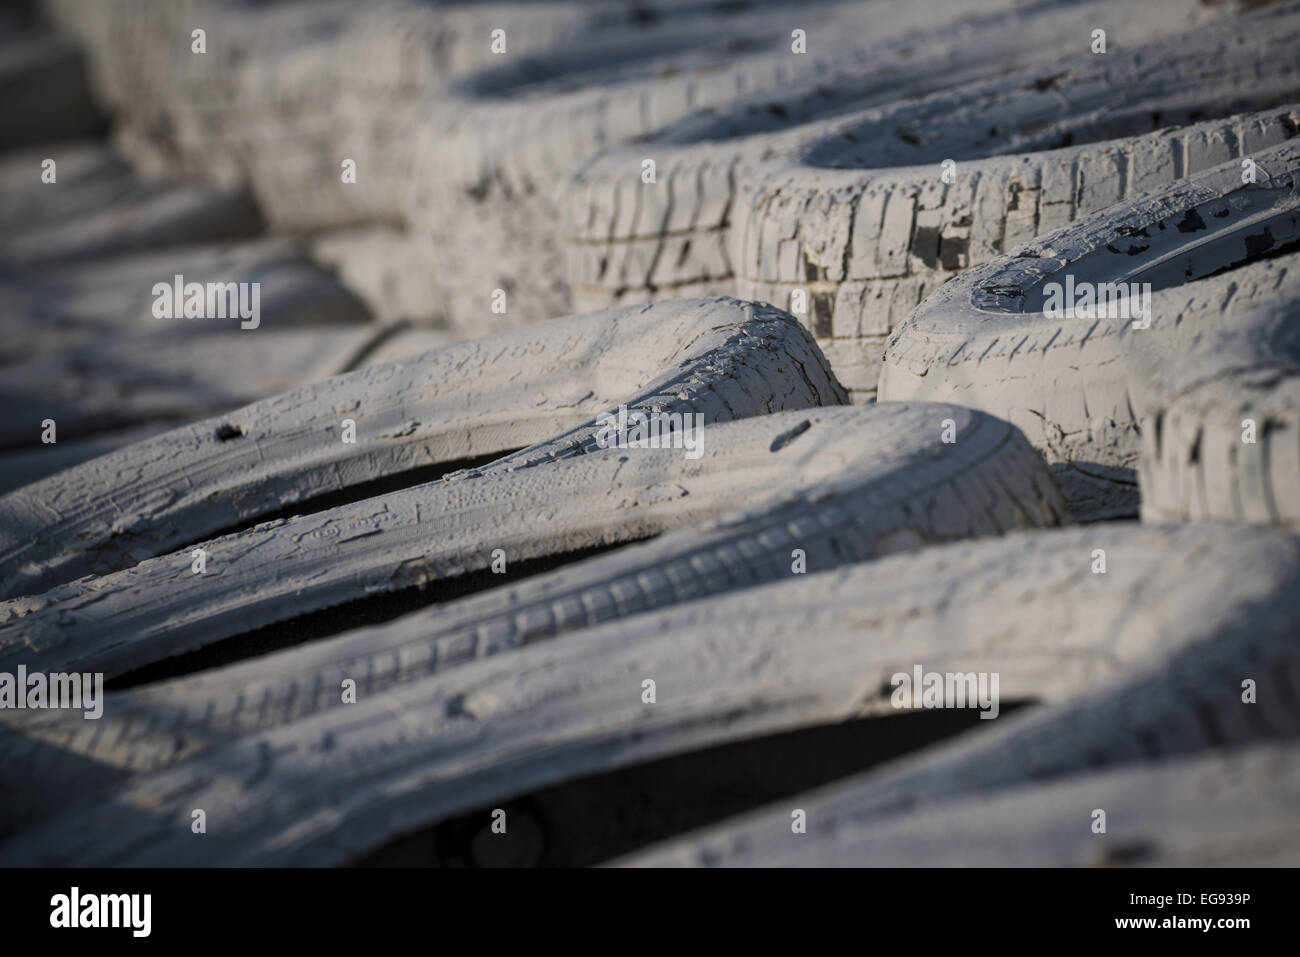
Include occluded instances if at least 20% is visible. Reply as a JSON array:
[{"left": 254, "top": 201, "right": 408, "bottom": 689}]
[
  {"left": 880, "top": 142, "right": 1300, "bottom": 518},
  {"left": 1137, "top": 276, "right": 1300, "bottom": 528},
  {"left": 569, "top": 4, "right": 1300, "bottom": 395},
  {"left": 0, "top": 298, "right": 843, "bottom": 601},
  {"left": 621, "top": 530, "right": 1300, "bottom": 867},
  {"left": 2, "top": 522, "right": 1294, "bottom": 865},
  {"left": 622, "top": 743, "right": 1300, "bottom": 867},
  {"left": 0, "top": 399, "right": 1065, "bottom": 836},
  {"left": 420, "top": 0, "right": 1044, "bottom": 331},
  {"left": 0, "top": 399, "right": 1055, "bottom": 685}
]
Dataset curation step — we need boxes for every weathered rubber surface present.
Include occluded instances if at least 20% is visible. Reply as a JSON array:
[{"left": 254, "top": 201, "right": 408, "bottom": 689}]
[
  {"left": 12, "top": 0, "right": 1297, "bottom": 871},
  {"left": 1137, "top": 267, "right": 1300, "bottom": 529},
  {"left": 745, "top": 104, "right": 1300, "bottom": 399},
  {"left": 416, "top": 0, "right": 1043, "bottom": 331},
  {"left": 0, "top": 326, "right": 410, "bottom": 451},
  {"left": 570, "top": 3, "right": 1297, "bottom": 394},
  {"left": 0, "top": 400, "right": 1064, "bottom": 831},
  {"left": 564, "top": 0, "right": 1222, "bottom": 306},
  {"left": 0, "top": 298, "right": 843, "bottom": 601},
  {"left": 0, "top": 423, "right": 173, "bottom": 496},
  {"left": 0, "top": 399, "right": 1056, "bottom": 686},
  {"left": 2, "top": 522, "right": 1293, "bottom": 866},
  {"left": 879, "top": 141, "right": 1300, "bottom": 519},
  {"left": 566, "top": 0, "right": 1230, "bottom": 296},
  {"left": 39, "top": 0, "right": 1237, "bottom": 334},
  {"left": 622, "top": 743, "right": 1300, "bottom": 867},
  {"left": 40, "top": 0, "right": 1029, "bottom": 328},
  {"left": 619, "top": 525, "right": 1300, "bottom": 866}
]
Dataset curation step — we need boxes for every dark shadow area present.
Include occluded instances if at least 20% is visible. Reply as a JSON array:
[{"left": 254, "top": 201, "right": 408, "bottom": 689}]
[
  {"left": 106, "top": 538, "right": 638, "bottom": 689},
  {"left": 0, "top": 23, "right": 107, "bottom": 150},
  {"left": 1050, "top": 461, "right": 1140, "bottom": 524},
  {"left": 1020, "top": 195, "right": 1300, "bottom": 312},
  {"left": 805, "top": 93, "right": 1300, "bottom": 170},
  {"left": 197, "top": 448, "right": 522, "bottom": 544},
  {"left": 0, "top": 725, "right": 131, "bottom": 845},
  {"left": 354, "top": 703, "right": 1029, "bottom": 867}
]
